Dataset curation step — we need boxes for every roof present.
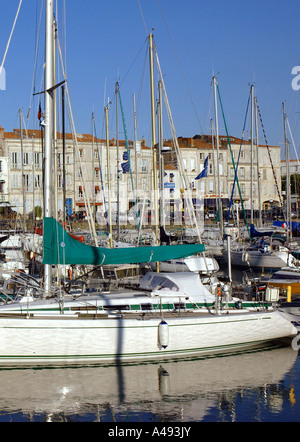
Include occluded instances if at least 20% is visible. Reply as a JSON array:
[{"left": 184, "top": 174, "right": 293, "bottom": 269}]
[{"left": 1, "top": 128, "right": 151, "bottom": 149}]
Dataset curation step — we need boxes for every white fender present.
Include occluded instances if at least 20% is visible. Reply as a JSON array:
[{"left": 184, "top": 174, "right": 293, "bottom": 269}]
[{"left": 158, "top": 320, "right": 169, "bottom": 349}]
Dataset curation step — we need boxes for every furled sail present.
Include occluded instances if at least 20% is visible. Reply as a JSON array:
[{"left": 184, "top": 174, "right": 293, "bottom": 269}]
[{"left": 43, "top": 217, "right": 205, "bottom": 265}]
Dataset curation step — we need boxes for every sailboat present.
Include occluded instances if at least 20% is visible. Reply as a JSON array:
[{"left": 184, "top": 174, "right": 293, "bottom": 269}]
[{"left": 0, "top": 1, "right": 296, "bottom": 365}]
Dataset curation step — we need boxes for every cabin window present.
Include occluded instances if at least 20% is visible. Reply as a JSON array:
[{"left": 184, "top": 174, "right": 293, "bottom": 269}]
[
  {"left": 174, "top": 303, "right": 185, "bottom": 310},
  {"left": 141, "top": 303, "right": 153, "bottom": 310},
  {"left": 103, "top": 305, "right": 130, "bottom": 311}
]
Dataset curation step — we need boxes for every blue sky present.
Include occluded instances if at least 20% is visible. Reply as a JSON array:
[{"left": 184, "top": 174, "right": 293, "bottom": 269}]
[{"left": 0, "top": 0, "right": 300, "bottom": 157}]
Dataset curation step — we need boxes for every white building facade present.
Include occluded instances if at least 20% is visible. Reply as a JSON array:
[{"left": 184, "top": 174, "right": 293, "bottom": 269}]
[{"left": 0, "top": 127, "right": 282, "bottom": 224}]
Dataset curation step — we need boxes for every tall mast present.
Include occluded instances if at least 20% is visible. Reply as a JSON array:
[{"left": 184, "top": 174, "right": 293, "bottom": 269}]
[
  {"left": 53, "top": 17, "right": 58, "bottom": 220},
  {"left": 19, "top": 108, "right": 26, "bottom": 232},
  {"left": 62, "top": 85, "right": 66, "bottom": 219},
  {"left": 283, "top": 102, "right": 291, "bottom": 241},
  {"left": 115, "top": 81, "right": 120, "bottom": 241},
  {"left": 158, "top": 80, "right": 165, "bottom": 228},
  {"left": 213, "top": 76, "right": 223, "bottom": 238},
  {"left": 254, "top": 96, "right": 262, "bottom": 227},
  {"left": 44, "top": 0, "right": 54, "bottom": 294},
  {"left": 92, "top": 112, "right": 95, "bottom": 222},
  {"left": 149, "top": 33, "right": 159, "bottom": 245},
  {"left": 105, "top": 105, "right": 113, "bottom": 248},
  {"left": 133, "top": 93, "right": 138, "bottom": 191},
  {"left": 250, "top": 84, "right": 254, "bottom": 226}
]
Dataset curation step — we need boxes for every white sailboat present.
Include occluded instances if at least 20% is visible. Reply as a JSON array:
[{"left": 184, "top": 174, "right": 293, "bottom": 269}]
[{"left": 0, "top": 1, "right": 296, "bottom": 365}]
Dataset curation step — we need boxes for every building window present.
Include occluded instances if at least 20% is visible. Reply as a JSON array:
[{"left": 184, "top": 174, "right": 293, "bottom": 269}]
[
  {"left": 34, "top": 152, "right": 41, "bottom": 169},
  {"left": 11, "top": 152, "right": 18, "bottom": 168},
  {"left": 57, "top": 174, "right": 63, "bottom": 188},
  {"left": 12, "top": 174, "right": 19, "bottom": 188},
  {"left": 35, "top": 174, "right": 41, "bottom": 188},
  {"left": 141, "top": 178, "right": 148, "bottom": 191},
  {"left": 23, "top": 152, "right": 29, "bottom": 165},
  {"left": 141, "top": 159, "right": 148, "bottom": 172},
  {"left": 24, "top": 174, "right": 31, "bottom": 191}
]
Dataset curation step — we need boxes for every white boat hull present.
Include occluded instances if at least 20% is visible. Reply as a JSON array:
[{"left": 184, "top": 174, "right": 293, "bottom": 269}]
[
  {"left": 0, "top": 310, "right": 295, "bottom": 364},
  {"left": 225, "top": 249, "right": 291, "bottom": 270}
]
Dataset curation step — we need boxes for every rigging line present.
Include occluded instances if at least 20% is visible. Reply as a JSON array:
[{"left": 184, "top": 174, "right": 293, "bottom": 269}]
[
  {"left": 135, "top": 44, "right": 149, "bottom": 135},
  {"left": 56, "top": 35, "right": 98, "bottom": 245},
  {"left": 93, "top": 118, "right": 109, "bottom": 231},
  {"left": 286, "top": 117, "right": 300, "bottom": 165},
  {"left": 256, "top": 101, "right": 285, "bottom": 216},
  {"left": 119, "top": 38, "right": 148, "bottom": 89},
  {"left": 0, "top": 0, "right": 23, "bottom": 73},
  {"left": 27, "top": 0, "right": 44, "bottom": 121},
  {"left": 227, "top": 90, "right": 251, "bottom": 223},
  {"left": 137, "top": 0, "right": 148, "bottom": 36},
  {"left": 118, "top": 89, "right": 140, "bottom": 233},
  {"left": 153, "top": 43, "right": 202, "bottom": 244},
  {"left": 216, "top": 82, "right": 250, "bottom": 238},
  {"left": 155, "top": 0, "right": 204, "bottom": 134}
]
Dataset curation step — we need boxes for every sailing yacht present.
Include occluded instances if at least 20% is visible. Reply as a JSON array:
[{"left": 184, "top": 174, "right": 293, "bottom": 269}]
[{"left": 0, "top": 1, "right": 296, "bottom": 365}]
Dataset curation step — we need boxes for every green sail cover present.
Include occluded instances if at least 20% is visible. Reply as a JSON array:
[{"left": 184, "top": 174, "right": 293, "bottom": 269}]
[{"left": 43, "top": 217, "right": 205, "bottom": 266}]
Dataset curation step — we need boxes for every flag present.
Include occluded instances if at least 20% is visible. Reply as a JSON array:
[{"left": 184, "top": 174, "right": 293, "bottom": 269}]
[
  {"left": 195, "top": 156, "right": 208, "bottom": 180},
  {"left": 121, "top": 162, "right": 130, "bottom": 174},
  {"left": 123, "top": 151, "right": 128, "bottom": 161},
  {"left": 38, "top": 102, "right": 42, "bottom": 120}
]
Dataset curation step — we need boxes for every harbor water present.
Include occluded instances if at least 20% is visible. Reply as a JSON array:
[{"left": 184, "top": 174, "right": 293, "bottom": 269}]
[{"left": 0, "top": 343, "right": 299, "bottom": 423}]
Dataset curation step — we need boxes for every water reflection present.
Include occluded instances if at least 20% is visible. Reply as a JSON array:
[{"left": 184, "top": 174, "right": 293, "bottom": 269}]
[{"left": 0, "top": 343, "right": 298, "bottom": 422}]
